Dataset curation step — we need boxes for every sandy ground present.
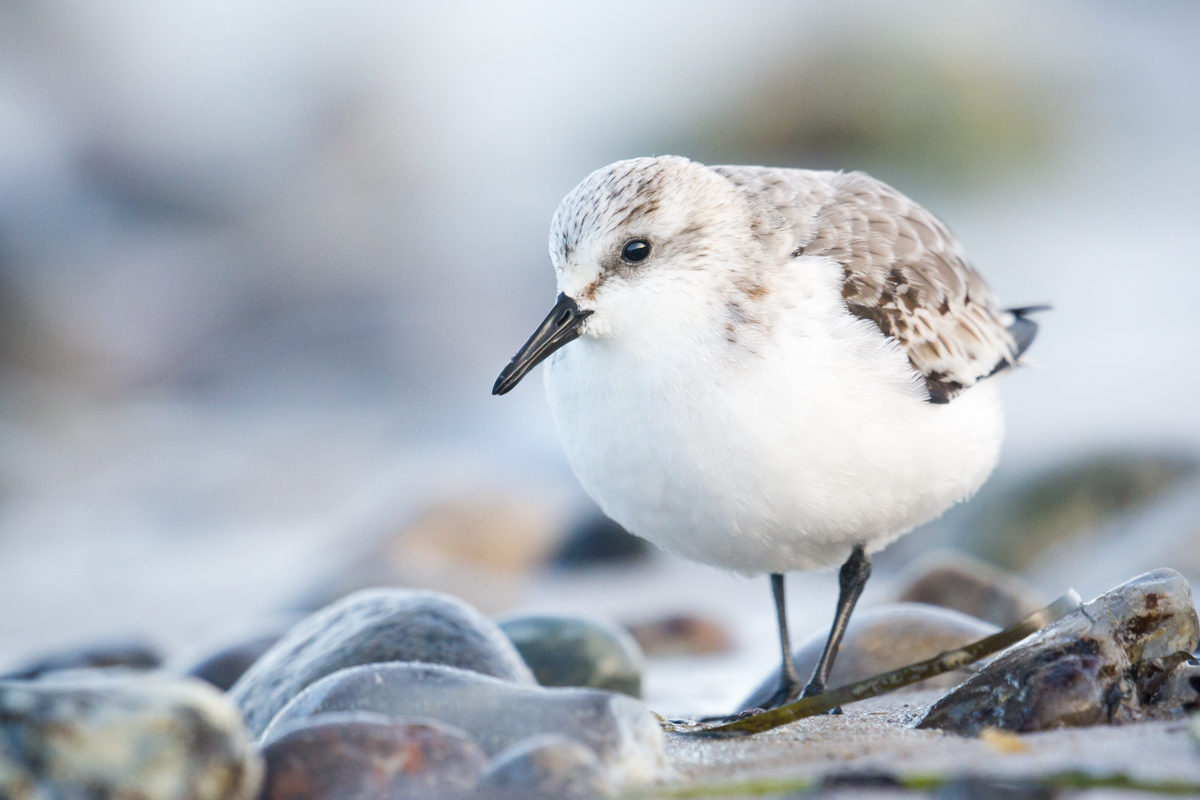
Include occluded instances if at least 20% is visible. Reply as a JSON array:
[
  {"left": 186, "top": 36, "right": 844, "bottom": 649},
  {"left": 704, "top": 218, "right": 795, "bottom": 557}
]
[{"left": 655, "top": 690, "right": 1200, "bottom": 797}]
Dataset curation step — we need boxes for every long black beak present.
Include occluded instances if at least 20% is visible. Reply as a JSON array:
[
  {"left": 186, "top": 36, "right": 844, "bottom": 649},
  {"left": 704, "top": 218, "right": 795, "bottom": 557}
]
[{"left": 493, "top": 293, "right": 592, "bottom": 395}]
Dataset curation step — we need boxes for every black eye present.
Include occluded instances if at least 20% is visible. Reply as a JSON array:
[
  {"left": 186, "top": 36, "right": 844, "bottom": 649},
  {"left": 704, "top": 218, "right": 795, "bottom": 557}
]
[{"left": 621, "top": 239, "right": 651, "bottom": 264}]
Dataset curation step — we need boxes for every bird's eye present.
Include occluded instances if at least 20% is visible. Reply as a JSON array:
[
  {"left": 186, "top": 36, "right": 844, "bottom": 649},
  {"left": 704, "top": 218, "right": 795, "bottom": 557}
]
[{"left": 621, "top": 239, "right": 651, "bottom": 264}]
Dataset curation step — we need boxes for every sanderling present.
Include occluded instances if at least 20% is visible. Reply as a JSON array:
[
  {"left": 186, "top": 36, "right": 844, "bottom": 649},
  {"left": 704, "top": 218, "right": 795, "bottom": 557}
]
[{"left": 493, "top": 156, "right": 1042, "bottom": 711}]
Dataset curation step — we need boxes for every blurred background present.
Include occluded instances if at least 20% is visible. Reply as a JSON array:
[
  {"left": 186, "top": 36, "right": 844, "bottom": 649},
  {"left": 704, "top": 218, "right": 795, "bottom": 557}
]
[{"left": 0, "top": 1, "right": 1197, "bottom": 717}]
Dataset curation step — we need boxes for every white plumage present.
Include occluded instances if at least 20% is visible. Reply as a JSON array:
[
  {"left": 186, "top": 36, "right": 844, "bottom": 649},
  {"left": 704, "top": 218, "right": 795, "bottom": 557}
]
[
  {"left": 544, "top": 254, "right": 1004, "bottom": 574},
  {"left": 494, "top": 154, "right": 1040, "bottom": 709},
  {"left": 539, "top": 156, "right": 1021, "bottom": 574}
]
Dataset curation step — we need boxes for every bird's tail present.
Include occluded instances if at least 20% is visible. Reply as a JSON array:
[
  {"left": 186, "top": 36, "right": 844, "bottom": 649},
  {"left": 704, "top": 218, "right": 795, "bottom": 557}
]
[{"left": 1004, "top": 305, "right": 1050, "bottom": 360}]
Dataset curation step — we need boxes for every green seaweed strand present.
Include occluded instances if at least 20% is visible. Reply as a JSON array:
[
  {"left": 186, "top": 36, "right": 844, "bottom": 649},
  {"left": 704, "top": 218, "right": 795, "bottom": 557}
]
[{"left": 668, "top": 590, "right": 1083, "bottom": 738}]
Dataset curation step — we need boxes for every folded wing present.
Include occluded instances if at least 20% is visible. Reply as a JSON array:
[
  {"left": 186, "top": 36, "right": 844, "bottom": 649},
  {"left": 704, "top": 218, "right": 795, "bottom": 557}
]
[{"left": 717, "top": 166, "right": 1034, "bottom": 404}]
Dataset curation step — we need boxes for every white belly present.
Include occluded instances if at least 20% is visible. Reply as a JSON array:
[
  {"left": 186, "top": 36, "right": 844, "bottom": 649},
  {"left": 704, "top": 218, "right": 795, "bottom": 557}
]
[{"left": 543, "top": 305, "right": 1004, "bottom": 575}]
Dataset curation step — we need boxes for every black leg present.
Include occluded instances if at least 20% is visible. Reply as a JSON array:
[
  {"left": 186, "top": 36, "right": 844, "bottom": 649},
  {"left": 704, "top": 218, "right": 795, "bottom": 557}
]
[
  {"left": 757, "top": 573, "right": 802, "bottom": 710},
  {"left": 802, "top": 544, "right": 872, "bottom": 700},
  {"left": 772, "top": 573, "right": 801, "bottom": 699}
]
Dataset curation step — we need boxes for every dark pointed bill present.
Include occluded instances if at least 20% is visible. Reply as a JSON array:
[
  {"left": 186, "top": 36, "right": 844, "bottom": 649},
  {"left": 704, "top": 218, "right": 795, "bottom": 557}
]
[{"left": 493, "top": 293, "right": 592, "bottom": 395}]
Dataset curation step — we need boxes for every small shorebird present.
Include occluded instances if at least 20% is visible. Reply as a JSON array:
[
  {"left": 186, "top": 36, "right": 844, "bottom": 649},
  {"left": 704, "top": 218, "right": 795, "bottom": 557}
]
[{"left": 493, "top": 156, "right": 1041, "bottom": 710}]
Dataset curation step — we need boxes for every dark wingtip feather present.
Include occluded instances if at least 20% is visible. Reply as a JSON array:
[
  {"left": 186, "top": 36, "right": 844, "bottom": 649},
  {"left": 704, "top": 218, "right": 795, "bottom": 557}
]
[
  {"left": 981, "top": 305, "right": 1049, "bottom": 383},
  {"left": 1008, "top": 304, "right": 1053, "bottom": 316},
  {"left": 1006, "top": 305, "right": 1050, "bottom": 359},
  {"left": 1008, "top": 318, "right": 1039, "bottom": 359}
]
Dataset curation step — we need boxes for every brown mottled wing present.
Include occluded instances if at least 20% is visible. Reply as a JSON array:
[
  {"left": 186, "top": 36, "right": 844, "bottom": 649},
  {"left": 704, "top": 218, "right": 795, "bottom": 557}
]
[
  {"left": 806, "top": 172, "right": 1019, "bottom": 402},
  {"left": 716, "top": 166, "right": 1020, "bottom": 403}
]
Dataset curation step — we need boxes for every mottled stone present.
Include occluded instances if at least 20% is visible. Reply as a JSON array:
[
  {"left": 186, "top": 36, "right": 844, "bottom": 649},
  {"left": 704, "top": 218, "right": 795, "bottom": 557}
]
[
  {"left": 230, "top": 588, "right": 535, "bottom": 737},
  {"left": 1164, "top": 657, "right": 1200, "bottom": 713},
  {"left": 0, "top": 672, "right": 261, "bottom": 800},
  {"left": 625, "top": 615, "right": 734, "bottom": 657},
  {"left": 498, "top": 613, "right": 643, "bottom": 697},
  {"left": 550, "top": 513, "right": 650, "bottom": 567},
  {"left": 260, "top": 712, "right": 486, "bottom": 800},
  {"left": 918, "top": 569, "right": 1200, "bottom": 735},
  {"left": 474, "top": 735, "right": 610, "bottom": 800},
  {"left": 1, "top": 640, "right": 161, "bottom": 680},
  {"left": 740, "top": 603, "right": 998, "bottom": 711},
  {"left": 895, "top": 551, "right": 1046, "bottom": 627},
  {"left": 262, "top": 661, "right": 668, "bottom": 790}
]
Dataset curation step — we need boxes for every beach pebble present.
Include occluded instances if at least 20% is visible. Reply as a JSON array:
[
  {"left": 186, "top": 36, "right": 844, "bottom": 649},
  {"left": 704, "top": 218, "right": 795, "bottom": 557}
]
[
  {"left": 739, "top": 603, "right": 998, "bottom": 711},
  {"left": 183, "top": 631, "right": 288, "bottom": 692},
  {"left": 260, "top": 712, "right": 487, "bottom": 800},
  {"left": 933, "top": 776, "right": 1055, "bottom": 800},
  {"left": 230, "top": 588, "right": 535, "bottom": 737},
  {"left": 894, "top": 551, "right": 1046, "bottom": 627},
  {"left": 0, "top": 671, "right": 261, "bottom": 800},
  {"left": 474, "top": 735, "right": 610, "bottom": 800},
  {"left": 550, "top": 513, "right": 650, "bottom": 567},
  {"left": 297, "top": 495, "right": 560, "bottom": 614},
  {"left": 261, "top": 661, "right": 668, "bottom": 790},
  {"left": 625, "top": 614, "right": 734, "bottom": 657},
  {"left": 498, "top": 613, "right": 643, "bottom": 697},
  {"left": 380, "top": 495, "right": 560, "bottom": 573},
  {"left": 1, "top": 639, "right": 161, "bottom": 680},
  {"left": 918, "top": 568, "right": 1200, "bottom": 735}
]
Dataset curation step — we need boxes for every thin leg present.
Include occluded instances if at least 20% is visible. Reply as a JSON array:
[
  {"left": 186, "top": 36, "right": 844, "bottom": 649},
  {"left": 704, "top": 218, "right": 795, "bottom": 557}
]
[
  {"left": 755, "top": 573, "right": 803, "bottom": 710},
  {"left": 802, "top": 544, "right": 872, "bottom": 700},
  {"left": 773, "top": 573, "right": 801, "bottom": 696}
]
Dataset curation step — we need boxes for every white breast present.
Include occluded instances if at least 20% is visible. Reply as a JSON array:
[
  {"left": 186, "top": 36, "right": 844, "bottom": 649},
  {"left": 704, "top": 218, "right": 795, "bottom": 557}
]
[{"left": 543, "top": 257, "right": 1004, "bottom": 575}]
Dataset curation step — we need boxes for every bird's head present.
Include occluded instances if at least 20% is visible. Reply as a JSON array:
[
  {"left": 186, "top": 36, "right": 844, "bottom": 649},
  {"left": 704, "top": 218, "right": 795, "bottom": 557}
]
[{"left": 493, "top": 156, "right": 761, "bottom": 395}]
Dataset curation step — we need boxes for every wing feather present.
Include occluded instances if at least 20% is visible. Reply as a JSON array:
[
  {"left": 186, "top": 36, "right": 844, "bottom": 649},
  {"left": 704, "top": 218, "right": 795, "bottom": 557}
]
[{"left": 715, "top": 166, "right": 1026, "bottom": 403}]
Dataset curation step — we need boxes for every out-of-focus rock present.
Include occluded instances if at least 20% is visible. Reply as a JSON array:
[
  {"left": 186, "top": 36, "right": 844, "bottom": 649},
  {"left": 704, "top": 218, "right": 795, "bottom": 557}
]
[
  {"left": 184, "top": 633, "right": 283, "bottom": 692},
  {"left": 170, "top": 615, "right": 305, "bottom": 692},
  {"left": 1, "top": 639, "right": 161, "bottom": 680},
  {"left": 0, "top": 671, "right": 262, "bottom": 800},
  {"left": 550, "top": 514, "right": 650, "bottom": 568},
  {"left": 1027, "top": 475, "right": 1200, "bottom": 604},
  {"left": 230, "top": 589, "right": 535, "bottom": 737},
  {"left": 894, "top": 551, "right": 1046, "bottom": 627},
  {"left": 953, "top": 451, "right": 1199, "bottom": 571},
  {"left": 262, "top": 662, "right": 669, "bottom": 790},
  {"left": 393, "top": 496, "right": 560, "bottom": 572},
  {"left": 918, "top": 569, "right": 1200, "bottom": 735},
  {"left": 625, "top": 615, "right": 734, "bottom": 657},
  {"left": 740, "top": 603, "right": 998, "bottom": 712},
  {"left": 933, "top": 776, "right": 1056, "bottom": 800},
  {"left": 180, "top": 633, "right": 288, "bottom": 695},
  {"left": 259, "top": 712, "right": 487, "bottom": 800},
  {"left": 300, "top": 561, "right": 524, "bottom": 618},
  {"left": 296, "top": 495, "right": 562, "bottom": 615},
  {"left": 474, "top": 735, "right": 610, "bottom": 800},
  {"left": 498, "top": 613, "right": 643, "bottom": 697}
]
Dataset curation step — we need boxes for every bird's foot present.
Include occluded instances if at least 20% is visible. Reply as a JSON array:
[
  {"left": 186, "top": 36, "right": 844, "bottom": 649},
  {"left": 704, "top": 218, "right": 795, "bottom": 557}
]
[
  {"left": 755, "top": 675, "right": 804, "bottom": 711},
  {"left": 697, "top": 708, "right": 763, "bottom": 725},
  {"left": 801, "top": 679, "right": 842, "bottom": 715},
  {"left": 704, "top": 682, "right": 842, "bottom": 725}
]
